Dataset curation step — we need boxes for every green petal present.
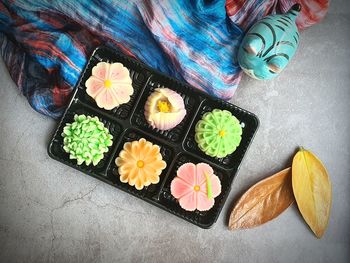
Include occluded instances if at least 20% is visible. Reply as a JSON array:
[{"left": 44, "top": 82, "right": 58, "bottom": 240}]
[{"left": 62, "top": 114, "right": 113, "bottom": 166}]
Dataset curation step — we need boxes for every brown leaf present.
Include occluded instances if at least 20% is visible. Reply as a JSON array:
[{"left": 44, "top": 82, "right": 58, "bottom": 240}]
[
  {"left": 229, "top": 168, "right": 294, "bottom": 230},
  {"left": 292, "top": 147, "right": 332, "bottom": 238}
]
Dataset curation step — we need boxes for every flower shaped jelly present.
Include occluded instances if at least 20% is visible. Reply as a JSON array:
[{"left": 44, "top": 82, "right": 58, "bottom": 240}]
[
  {"left": 115, "top": 138, "right": 167, "bottom": 190},
  {"left": 85, "top": 62, "right": 133, "bottom": 110},
  {"left": 170, "top": 162, "right": 221, "bottom": 211},
  {"left": 144, "top": 88, "right": 186, "bottom": 130},
  {"left": 195, "top": 109, "right": 242, "bottom": 158}
]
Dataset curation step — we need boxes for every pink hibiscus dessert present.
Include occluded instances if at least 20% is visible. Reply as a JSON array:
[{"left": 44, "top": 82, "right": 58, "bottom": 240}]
[
  {"left": 170, "top": 162, "right": 221, "bottom": 211},
  {"left": 85, "top": 62, "right": 133, "bottom": 110}
]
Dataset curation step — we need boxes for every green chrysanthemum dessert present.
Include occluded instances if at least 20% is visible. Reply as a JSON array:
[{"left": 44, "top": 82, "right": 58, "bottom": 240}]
[
  {"left": 195, "top": 109, "right": 242, "bottom": 158},
  {"left": 62, "top": 114, "right": 113, "bottom": 166}
]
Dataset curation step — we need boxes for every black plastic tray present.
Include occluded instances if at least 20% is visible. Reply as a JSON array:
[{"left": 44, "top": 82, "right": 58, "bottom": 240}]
[{"left": 48, "top": 46, "right": 259, "bottom": 228}]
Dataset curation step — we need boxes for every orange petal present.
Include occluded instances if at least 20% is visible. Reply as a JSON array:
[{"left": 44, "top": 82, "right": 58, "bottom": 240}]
[
  {"left": 148, "top": 174, "right": 160, "bottom": 184},
  {"left": 138, "top": 169, "right": 147, "bottom": 182},
  {"left": 137, "top": 138, "right": 150, "bottom": 160},
  {"left": 119, "top": 170, "right": 129, "bottom": 183},
  {"left": 115, "top": 157, "right": 124, "bottom": 167},
  {"left": 131, "top": 140, "right": 141, "bottom": 159},
  {"left": 129, "top": 167, "right": 139, "bottom": 181},
  {"left": 118, "top": 149, "right": 135, "bottom": 162},
  {"left": 135, "top": 177, "right": 145, "bottom": 190},
  {"left": 123, "top": 142, "right": 133, "bottom": 154},
  {"left": 152, "top": 160, "right": 167, "bottom": 172},
  {"left": 118, "top": 162, "right": 135, "bottom": 174},
  {"left": 142, "top": 164, "right": 157, "bottom": 177}
]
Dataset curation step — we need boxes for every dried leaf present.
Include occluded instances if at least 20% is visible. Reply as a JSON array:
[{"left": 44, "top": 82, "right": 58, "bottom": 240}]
[
  {"left": 229, "top": 168, "right": 294, "bottom": 230},
  {"left": 292, "top": 147, "right": 332, "bottom": 238}
]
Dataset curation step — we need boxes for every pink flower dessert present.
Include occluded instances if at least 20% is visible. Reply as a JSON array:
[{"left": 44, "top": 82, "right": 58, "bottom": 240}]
[
  {"left": 170, "top": 162, "right": 221, "bottom": 211},
  {"left": 85, "top": 62, "right": 133, "bottom": 110}
]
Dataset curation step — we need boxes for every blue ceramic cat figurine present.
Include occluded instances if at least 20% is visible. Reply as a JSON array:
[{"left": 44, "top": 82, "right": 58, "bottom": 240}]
[{"left": 238, "top": 4, "right": 301, "bottom": 80}]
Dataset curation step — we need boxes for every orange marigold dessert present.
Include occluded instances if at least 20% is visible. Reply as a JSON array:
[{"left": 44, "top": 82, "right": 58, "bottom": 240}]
[{"left": 115, "top": 138, "right": 167, "bottom": 190}]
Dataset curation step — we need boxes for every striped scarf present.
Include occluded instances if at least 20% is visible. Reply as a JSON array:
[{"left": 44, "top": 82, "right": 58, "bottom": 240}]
[{"left": 0, "top": 0, "right": 328, "bottom": 118}]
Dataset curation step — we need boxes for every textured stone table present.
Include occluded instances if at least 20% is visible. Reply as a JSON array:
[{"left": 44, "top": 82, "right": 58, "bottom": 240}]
[{"left": 0, "top": 3, "right": 349, "bottom": 263}]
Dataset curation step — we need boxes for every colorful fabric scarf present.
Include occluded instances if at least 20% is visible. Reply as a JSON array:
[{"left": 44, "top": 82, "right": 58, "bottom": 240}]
[{"left": 0, "top": 0, "right": 328, "bottom": 118}]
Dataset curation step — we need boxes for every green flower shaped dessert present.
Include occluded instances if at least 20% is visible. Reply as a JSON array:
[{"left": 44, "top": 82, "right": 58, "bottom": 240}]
[
  {"left": 195, "top": 109, "right": 242, "bottom": 158},
  {"left": 62, "top": 114, "right": 113, "bottom": 166}
]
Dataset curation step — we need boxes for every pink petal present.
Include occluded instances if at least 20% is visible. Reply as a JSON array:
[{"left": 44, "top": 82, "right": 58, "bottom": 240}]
[
  {"left": 92, "top": 62, "right": 110, "bottom": 80},
  {"left": 107, "top": 86, "right": 122, "bottom": 106},
  {"left": 85, "top": 76, "right": 104, "bottom": 98},
  {"left": 209, "top": 174, "right": 222, "bottom": 198},
  {"left": 176, "top": 163, "right": 196, "bottom": 186},
  {"left": 178, "top": 191, "right": 197, "bottom": 211},
  {"left": 95, "top": 88, "right": 116, "bottom": 110},
  {"left": 109, "top": 63, "right": 131, "bottom": 82},
  {"left": 109, "top": 83, "right": 133, "bottom": 104},
  {"left": 196, "top": 191, "right": 215, "bottom": 211},
  {"left": 197, "top": 163, "right": 222, "bottom": 198},
  {"left": 170, "top": 177, "right": 193, "bottom": 199},
  {"left": 196, "top": 163, "right": 214, "bottom": 186}
]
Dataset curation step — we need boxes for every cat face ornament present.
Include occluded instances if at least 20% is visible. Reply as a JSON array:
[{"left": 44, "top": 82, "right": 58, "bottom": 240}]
[{"left": 238, "top": 4, "right": 301, "bottom": 80}]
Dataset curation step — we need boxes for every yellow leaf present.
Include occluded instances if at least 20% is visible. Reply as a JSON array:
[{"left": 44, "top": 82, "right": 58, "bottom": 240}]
[
  {"left": 229, "top": 168, "right": 294, "bottom": 230},
  {"left": 292, "top": 147, "right": 332, "bottom": 238}
]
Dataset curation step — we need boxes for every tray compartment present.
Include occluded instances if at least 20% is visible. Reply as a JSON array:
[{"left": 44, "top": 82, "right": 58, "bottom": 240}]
[
  {"left": 157, "top": 153, "right": 232, "bottom": 228},
  {"left": 48, "top": 101, "right": 123, "bottom": 177},
  {"left": 131, "top": 75, "right": 202, "bottom": 143},
  {"left": 75, "top": 48, "right": 151, "bottom": 120},
  {"left": 183, "top": 99, "right": 259, "bottom": 170},
  {"left": 105, "top": 128, "right": 174, "bottom": 199}
]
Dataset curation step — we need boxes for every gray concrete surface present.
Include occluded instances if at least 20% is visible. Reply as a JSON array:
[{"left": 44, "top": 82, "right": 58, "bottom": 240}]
[{"left": 0, "top": 2, "right": 349, "bottom": 263}]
